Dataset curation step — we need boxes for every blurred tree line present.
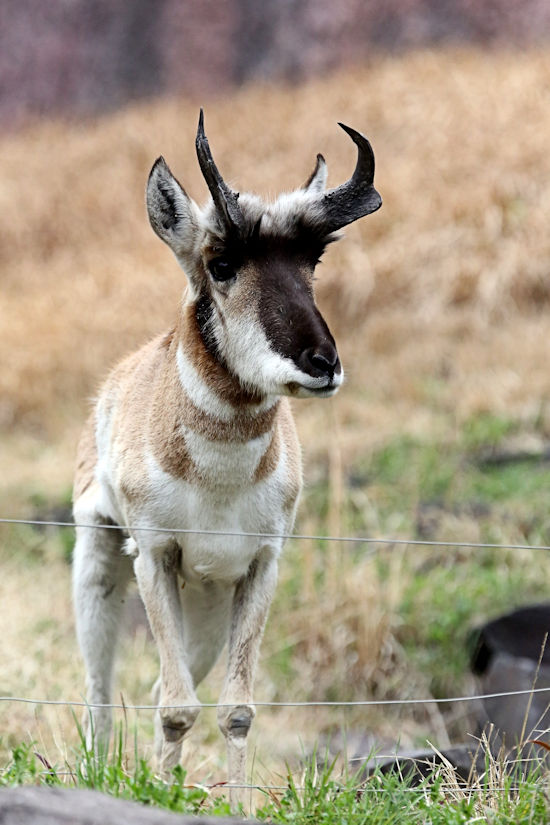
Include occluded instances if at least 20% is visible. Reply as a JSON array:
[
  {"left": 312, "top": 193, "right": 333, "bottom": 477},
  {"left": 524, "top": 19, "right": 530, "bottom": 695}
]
[{"left": 1, "top": 0, "right": 549, "bottom": 128}]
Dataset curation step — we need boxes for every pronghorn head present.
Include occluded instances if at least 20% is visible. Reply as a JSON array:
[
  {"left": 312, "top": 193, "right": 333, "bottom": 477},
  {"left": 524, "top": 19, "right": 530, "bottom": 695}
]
[{"left": 146, "top": 110, "right": 381, "bottom": 400}]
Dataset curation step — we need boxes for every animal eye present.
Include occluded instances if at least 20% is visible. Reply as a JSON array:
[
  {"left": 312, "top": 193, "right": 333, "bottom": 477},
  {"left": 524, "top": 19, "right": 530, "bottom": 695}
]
[{"left": 208, "top": 258, "right": 235, "bottom": 282}]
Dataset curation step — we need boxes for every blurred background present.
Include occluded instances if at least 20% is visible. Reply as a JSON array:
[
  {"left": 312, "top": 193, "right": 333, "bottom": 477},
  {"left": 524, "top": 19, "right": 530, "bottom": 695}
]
[
  {"left": 2, "top": 0, "right": 550, "bottom": 128},
  {"left": 2, "top": 0, "right": 550, "bottom": 791}
]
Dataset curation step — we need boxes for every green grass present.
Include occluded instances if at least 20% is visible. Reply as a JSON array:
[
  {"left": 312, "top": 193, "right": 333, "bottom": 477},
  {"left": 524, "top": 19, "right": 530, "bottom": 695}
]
[
  {"left": 367, "top": 419, "right": 550, "bottom": 699},
  {"left": 2, "top": 731, "right": 550, "bottom": 824},
  {"left": 0, "top": 733, "right": 231, "bottom": 816},
  {"left": 346, "top": 434, "right": 550, "bottom": 545},
  {"left": 399, "top": 547, "right": 548, "bottom": 698}
]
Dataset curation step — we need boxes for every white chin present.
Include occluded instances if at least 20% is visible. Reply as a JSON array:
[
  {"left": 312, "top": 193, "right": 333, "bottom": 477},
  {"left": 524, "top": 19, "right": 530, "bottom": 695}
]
[{"left": 286, "top": 382, "right": 342, "bottom": 399}]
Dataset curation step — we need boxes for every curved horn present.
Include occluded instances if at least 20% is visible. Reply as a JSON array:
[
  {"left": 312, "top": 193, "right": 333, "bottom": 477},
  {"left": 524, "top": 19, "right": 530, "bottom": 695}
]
[
  {"left": 195, "top": 109, "right": 245, "bottom": 234},
  {"left": 322, "top": 123, "right": 382, "bottom": 232}
]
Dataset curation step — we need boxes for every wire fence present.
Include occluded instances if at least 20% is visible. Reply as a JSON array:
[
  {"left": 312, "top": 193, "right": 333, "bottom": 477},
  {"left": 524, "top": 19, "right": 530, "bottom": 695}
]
[
  {"left": 1, "top": 686, "right": 549, "bottom": 711},
  {"left": 2, "top": 516, "right": 550, "bottom": 553},
  {"left": 3, "top": 513, "right": 550, "bottom": 798},
  {"left": 27, "top": 776, "right": 536, "bottom": 795},
  {"left": 2, "top": 516, "right": 549, "bottom": 711}
]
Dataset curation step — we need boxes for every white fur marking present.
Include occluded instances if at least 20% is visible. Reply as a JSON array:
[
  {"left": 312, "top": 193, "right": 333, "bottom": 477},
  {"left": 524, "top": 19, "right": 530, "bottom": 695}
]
[
  {"left": 176, "top": 343, "right": 236, "bottom": 420},
  {"left": 218, "top": 310, "right": 343, "bottom": 397}
]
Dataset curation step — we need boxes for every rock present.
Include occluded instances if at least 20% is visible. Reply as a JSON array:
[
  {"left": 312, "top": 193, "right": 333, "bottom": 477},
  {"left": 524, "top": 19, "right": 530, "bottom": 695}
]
[
  {"left": 352, "top": 743, "right": 487, "bottom": 786},
  {"left": 476, "top": 652, "right": 550, "bottom": 743},
  {"left": 471, "top": 603, "right": 550, "bottom": 744},
  {"left": 0, "top": 786, "right": 252, "bottom": 825},
  {"left": 471, "top": 603, "right": 550, "bottom": 672}
]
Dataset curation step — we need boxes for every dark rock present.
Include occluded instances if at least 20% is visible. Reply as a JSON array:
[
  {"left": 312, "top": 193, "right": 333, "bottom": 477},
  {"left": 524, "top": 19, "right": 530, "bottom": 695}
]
[
  {"left": 477, "top": 652, "right": 550, "bottom": 743},
  {"left": 471, "top": 604, "right": 550, "bottom": 745},
  {"left": 352, "top": 743, "right": 488, "bottom": 786},
  {"left": 471, "top": 603, "right": 550, "bottom": 673}
]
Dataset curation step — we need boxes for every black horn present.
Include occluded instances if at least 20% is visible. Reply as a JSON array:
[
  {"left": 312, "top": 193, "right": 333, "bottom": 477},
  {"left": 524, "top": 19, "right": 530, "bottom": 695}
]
[
  {"left": 322, "top": 123, "right": 382, "bottom": 232},
  {"left": 195, "top": 109, "right": 245, "bottom": 234}
]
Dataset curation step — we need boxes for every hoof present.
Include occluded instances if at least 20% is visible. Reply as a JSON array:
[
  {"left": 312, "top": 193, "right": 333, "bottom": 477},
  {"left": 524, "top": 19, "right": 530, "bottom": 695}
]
[
  {"left": 162, "top": 721, "right": 190, "bottom": 742},
  {"left": 219, "top": 704, "right": 255, "bottom": 739},
  {"left": 228, "top": 714, "right": 252, "bottom": 737}
]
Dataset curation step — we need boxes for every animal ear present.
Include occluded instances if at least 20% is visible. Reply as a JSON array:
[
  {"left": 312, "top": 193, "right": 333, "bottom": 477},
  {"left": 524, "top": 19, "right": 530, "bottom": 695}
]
[
  {"left": 146, "top": 157, "right": 200, "bottom": 253},
  {"left": 302, "top": 154, "right": 328, "bottom": 194}
]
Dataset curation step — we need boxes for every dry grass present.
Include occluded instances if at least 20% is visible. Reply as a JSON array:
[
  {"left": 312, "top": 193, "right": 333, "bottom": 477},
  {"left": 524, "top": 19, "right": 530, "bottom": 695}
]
[
  {"left": 2, "top": 48, "right": 550, "bottom": 455},
  {"left": 2, "top": 46, "right": 550, "bottom": 784}
]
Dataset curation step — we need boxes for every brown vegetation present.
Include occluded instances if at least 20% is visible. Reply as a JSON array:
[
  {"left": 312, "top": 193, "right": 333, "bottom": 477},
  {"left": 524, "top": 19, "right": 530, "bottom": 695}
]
[
  {"left": 3, "top": 49, "right": 550, "bottom": 459},
  {"left": 2, "top": 47, "right": 550, "bottom": 784}
]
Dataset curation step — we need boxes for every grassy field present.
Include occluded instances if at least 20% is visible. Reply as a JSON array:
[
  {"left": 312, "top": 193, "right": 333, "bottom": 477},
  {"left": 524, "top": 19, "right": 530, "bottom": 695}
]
[
  {"left": 2, "top": 46, "right": 550, "bottom": 820},
  {"left": 3, "top": 734, "right": 550, "bottom": 823}
]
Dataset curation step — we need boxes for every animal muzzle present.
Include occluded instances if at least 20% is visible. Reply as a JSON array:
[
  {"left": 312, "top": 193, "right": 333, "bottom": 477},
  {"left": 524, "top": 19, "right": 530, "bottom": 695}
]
[{"left": 298, "top": 341, "right": 340, "bottom": 382}]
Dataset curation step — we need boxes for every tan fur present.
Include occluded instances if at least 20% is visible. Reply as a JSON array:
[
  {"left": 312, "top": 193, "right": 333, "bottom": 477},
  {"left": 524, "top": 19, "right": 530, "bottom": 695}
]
[
  {"left": 73, "top": 411, "right": 97, "bottom": 501},
  {"left": 278, "top": 397, "right": 302, "bottom": 509},
  {"left": 253, "top": 426, "right": 281, "bottom": 484}
]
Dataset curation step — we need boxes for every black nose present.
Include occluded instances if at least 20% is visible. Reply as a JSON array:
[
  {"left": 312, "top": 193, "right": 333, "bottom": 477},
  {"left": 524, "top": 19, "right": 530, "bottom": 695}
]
[{"left": 299, "top": 344, "right": 339, "bottom": 380}]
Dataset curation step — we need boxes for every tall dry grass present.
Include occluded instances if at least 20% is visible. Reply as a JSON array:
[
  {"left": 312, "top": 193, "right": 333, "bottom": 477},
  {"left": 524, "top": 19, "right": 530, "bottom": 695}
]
[{"left": 2, "top": 47, "right": 550, "bottom": 463}]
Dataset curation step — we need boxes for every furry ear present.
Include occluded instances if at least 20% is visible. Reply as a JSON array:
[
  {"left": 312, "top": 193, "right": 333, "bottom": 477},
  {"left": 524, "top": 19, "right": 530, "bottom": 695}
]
[
  {"left": 302, "top": 154, "right": 328, "bottom": 194},
  {"left": 146, "top": 157, "right": 201, "bottom": 253}
]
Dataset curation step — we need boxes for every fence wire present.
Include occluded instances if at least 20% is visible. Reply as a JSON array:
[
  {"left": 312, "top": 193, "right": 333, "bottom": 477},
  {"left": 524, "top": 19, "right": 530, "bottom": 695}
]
[
  {"left": 30, "top": 775, "right": 535, "bottom": 794},
  {"left": 2, "top": 516, "right": 550, "bottom": 552},
  {"left": 2, "top": 515, "right": 549, "bottom": 712},
  {"left": 1, "top": 685, "right": 549, "bottom": 711}
]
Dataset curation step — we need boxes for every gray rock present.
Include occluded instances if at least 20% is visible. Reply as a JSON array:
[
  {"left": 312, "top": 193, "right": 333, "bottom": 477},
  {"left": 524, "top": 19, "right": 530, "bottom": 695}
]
[
  {"left": 352, "top": 743, "right": 488, "bottom": 785},
  {"left": 478, "top": 652, "right": 550, "bottom": 743},
  {"left": 0, "top": 786, "right": 253, "bottom": 825},
  {"left": 471, "top": 603, "right": 550, "bottom": 745}
]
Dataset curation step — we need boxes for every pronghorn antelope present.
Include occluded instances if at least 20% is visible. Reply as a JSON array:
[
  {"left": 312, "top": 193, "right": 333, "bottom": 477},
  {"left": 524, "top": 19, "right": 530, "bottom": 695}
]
[{"left": 72, "top": 111, "right": 381, "bottom": 800}]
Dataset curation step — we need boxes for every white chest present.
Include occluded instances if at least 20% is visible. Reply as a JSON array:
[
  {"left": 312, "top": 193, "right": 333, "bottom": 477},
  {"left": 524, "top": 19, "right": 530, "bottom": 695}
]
[
  {"left": 125, "top": 451, "right": 290, "bottom": 584},
  {"left": 183, "top": 426, "right": 272, "bottom": 486}
]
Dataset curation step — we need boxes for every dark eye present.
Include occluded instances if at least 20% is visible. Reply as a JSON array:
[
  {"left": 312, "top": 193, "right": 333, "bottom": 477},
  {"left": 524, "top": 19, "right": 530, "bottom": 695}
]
[{"left": 208, "top": 258, "right": 235, "bottom": 282}]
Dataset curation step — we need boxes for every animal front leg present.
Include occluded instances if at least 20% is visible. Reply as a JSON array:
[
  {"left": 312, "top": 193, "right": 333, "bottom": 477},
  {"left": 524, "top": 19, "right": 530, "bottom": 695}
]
[
  {"left": 218, "top": 549, "right": 278, "bottom": 806},
  {"left": 133, "top": 543, "right": 200, "bottom": 774}
]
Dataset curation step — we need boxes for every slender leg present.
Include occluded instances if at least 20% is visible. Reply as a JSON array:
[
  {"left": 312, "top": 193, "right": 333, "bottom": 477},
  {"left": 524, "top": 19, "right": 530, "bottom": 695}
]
[
  {"left": 181, "top": 581, "right": 233, "bottom": 686},
  {"left": 217, "top": 548, "right": 278, "bottom": 807},
  {"left": 72, "top": 516, "right": 132, "bottom": 752},
  {"left": 152, "top": 583, "right": 232, "bottom": 772},
  {"left": 133, "top": 542, "right": 200, "bottom": 774},
  {"left": 150, "top": 578, "right": 231, "bottom": 767}
]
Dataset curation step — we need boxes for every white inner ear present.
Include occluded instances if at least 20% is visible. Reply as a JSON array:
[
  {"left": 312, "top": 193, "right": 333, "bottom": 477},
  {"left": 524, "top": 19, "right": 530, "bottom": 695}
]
[
  {"left": 304, "top": 156, "right": 328, "bottom": 195},
  {"left": 147, "top": 162, "right": 203, "bottom": 257}
]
